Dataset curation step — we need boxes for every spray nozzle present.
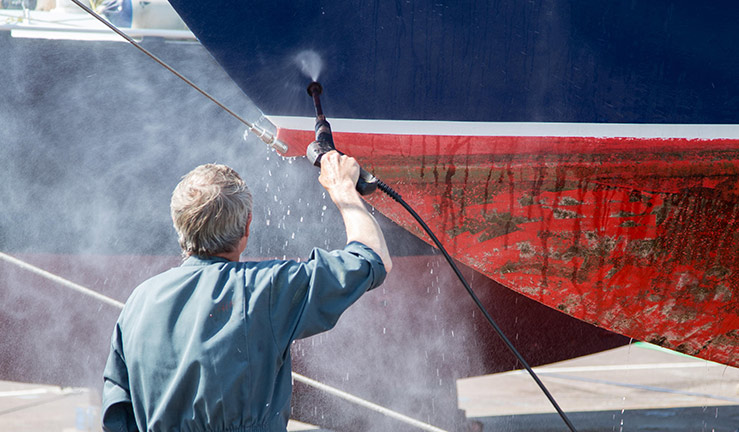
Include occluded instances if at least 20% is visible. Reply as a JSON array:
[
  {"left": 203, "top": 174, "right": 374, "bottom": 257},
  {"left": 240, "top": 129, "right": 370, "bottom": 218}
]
[
  {"left": 305, "top": 81, "right": 377, "bottom": 196},
  {"left": 307, "top": 81, "right": 322, "bottom": 97}
]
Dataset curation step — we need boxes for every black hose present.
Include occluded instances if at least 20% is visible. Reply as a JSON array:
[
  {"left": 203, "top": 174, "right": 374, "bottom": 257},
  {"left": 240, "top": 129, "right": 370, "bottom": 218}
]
[{"left": 376, "top": 179, "right": 579, "bottom": 432}]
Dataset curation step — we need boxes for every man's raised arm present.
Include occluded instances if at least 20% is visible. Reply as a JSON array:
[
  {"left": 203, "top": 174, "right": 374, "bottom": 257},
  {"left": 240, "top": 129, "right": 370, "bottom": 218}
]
[{"left": 318, "top": 151, "right": 392, "bottom": 273}]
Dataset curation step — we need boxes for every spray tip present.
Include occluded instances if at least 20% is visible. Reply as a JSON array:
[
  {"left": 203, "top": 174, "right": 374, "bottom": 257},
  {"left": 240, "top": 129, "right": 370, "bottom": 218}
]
[{"left": 307, "top": 81, "right": 323, "bottom": 97}]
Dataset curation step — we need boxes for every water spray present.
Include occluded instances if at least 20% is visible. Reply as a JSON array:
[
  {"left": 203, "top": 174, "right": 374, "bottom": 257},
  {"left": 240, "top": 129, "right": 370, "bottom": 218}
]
[
  {"left": 0, "top": 251, "right": 448, "bottom": 432},
  {"left": 306, "top": 82, "right": 580, "bottom": 432},
  {"left": 294, "top": 50, "right": 323, "bottom": 82}
]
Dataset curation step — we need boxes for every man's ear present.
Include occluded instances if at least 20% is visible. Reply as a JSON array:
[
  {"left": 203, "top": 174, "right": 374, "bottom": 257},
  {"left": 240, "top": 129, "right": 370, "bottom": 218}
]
[{"left": 245, "top": 213, "right": 252, "bottom": 238}]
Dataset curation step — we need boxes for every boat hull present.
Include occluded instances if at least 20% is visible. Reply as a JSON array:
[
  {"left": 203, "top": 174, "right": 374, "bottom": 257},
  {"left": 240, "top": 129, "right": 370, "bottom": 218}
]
[{"left": 163, "top": 0, "right": 739, "bottom": 366}]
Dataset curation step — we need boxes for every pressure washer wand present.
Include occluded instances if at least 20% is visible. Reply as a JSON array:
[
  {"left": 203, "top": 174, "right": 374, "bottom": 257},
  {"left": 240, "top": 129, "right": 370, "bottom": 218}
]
[{"left": 305, "top": 82, "right": 378, "bottom": 196}]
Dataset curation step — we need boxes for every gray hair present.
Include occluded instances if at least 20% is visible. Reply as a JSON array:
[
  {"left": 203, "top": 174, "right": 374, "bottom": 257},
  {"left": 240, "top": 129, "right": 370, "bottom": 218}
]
[{"left": 170, "top": 164, "right": 253, "bottom": 257}]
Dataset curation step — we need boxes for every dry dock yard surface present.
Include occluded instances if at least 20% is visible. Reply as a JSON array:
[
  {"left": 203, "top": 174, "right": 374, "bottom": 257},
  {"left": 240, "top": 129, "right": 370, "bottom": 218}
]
[
  {"left": 1, "top": 343, "right": 737, "bottom": 431},
  {"left": 458, "top": 342, "right": 739, "bottom": 431}
]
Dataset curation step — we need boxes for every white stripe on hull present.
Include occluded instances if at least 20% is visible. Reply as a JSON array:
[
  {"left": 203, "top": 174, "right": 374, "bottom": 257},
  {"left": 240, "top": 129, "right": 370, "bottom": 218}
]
[{"left": 269, "top": 115, "right": 739, "bottom": 139}]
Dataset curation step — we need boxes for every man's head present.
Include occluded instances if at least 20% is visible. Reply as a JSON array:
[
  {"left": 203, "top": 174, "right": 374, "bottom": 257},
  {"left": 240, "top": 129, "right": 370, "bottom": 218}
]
[{"left": 171, "top": 164, "right": 253, "bottom": 257}]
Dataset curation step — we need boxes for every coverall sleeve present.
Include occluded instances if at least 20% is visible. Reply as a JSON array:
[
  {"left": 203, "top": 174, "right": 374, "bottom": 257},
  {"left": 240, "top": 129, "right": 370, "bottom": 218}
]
[
  {"left": 101, "top": 324, "right": 138, "bottom": 432},
  {"left": 270, "top": 241, "right": 387, "bottom": 347}
]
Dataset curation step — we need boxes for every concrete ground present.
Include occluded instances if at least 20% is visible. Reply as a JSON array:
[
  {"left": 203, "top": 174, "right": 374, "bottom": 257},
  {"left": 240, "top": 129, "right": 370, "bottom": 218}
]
[
  {"left": 1, "top": 343, "right": 737, "bottom": 431},
  {"left": 457, "top": 342, "right": 739, "bottom": 431},
  {"left": 0, "top": 381, "right": 322, "bottom": 432}
]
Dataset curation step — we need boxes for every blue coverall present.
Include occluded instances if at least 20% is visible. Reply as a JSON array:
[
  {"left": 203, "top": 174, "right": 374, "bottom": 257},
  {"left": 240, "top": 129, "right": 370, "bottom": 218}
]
[{"left": 102, "top": 241, "right": 387, "bottom": 432}]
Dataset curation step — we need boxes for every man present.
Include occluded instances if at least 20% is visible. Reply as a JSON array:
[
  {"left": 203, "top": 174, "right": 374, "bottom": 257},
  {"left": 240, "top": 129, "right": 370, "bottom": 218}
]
[{"left": 102, "top": 151, "right": 392, "bottom": 431}]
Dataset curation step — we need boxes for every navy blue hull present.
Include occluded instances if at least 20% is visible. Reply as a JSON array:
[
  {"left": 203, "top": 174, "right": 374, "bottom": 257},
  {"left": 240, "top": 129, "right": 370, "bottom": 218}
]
[{"left": 169, "top": 0, "right": 739, "bottom": 123}]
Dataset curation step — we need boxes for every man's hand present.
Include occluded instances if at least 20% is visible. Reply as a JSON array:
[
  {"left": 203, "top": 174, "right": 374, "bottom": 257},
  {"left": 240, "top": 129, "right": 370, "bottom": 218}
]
[
  {"left": 318, "top": 151, "right": 392, "bottom": 273},
  {"left": 318, "top": 151, "right": 360, "bottom": 196}
]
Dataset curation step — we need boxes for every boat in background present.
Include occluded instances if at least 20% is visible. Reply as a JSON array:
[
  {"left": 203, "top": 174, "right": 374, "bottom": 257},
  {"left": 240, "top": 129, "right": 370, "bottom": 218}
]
[
  {"left": 0, "top": 0, "right": 191, "bottom": 41},
  {"left": 166, "top": 0, "right": 739, "bottom": 367}
]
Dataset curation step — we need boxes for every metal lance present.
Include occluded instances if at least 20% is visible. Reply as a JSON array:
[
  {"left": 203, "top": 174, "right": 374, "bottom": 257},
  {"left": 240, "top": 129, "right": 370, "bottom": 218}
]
[{"left": 305, "top": 81, "right": 378, "bottom": 196}]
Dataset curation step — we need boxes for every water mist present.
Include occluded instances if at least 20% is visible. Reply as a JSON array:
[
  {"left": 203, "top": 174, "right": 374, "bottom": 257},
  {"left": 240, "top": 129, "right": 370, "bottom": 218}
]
[{"left": 294, "top": 49, "right": 324, "bottom": 82}]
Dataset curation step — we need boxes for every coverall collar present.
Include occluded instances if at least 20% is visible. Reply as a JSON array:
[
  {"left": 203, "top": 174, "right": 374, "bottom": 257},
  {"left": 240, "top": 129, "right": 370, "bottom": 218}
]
[{"left": 182, "top": 255, "right": 231, "bottom": 267}]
